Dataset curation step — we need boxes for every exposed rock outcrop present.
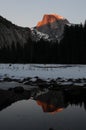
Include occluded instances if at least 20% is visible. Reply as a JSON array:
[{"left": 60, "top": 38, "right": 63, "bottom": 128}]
[{"left": 36, "top": 14, "right": 69, "bottom": 41}]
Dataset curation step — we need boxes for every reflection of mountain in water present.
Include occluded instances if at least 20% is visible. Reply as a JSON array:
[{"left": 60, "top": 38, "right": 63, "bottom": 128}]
[
  {"left": 0, "top": 86, "right": 86, "bottom": 112},
  {"left": 35, "top": 90, "right": 66, "bottom": 113}
]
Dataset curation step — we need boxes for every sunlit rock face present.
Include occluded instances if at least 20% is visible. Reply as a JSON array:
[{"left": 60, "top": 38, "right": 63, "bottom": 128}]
[
  {"left": 37, "top": 14, "right": 64, "bottom": 27},
  {"left": 36, "top": 14, "right": 69, "bottom": 41}
]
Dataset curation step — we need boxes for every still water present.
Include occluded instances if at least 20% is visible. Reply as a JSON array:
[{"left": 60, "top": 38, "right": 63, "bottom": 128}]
[{"left": 0, "top": 88, "right": 86, "bottom": 130}]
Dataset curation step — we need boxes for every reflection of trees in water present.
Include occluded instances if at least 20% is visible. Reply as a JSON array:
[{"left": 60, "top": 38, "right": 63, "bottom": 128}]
[{"left": 64, "top": 88, "right": 86, "bottom": 110}]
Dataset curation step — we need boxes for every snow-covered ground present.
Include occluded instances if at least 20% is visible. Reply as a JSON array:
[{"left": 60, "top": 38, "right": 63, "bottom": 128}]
[
  {"left": 0, "top": 64, "right": 86, "bottom": 90},
  {"left": 0, "top": 64, "right": 86, "bottom": 80}
]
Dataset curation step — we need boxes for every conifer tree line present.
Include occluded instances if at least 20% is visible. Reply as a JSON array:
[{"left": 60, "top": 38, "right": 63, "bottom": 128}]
[{"left": 0, "top": 21, "right": 86, "bottom": 63}]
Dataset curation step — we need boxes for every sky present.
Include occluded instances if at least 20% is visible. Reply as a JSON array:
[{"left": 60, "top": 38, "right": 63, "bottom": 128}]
[{"left": 0, "top": 0, "right": 86, "bottom": 27}]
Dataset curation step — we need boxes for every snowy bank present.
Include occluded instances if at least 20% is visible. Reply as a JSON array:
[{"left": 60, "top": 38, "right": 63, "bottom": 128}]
[
  {"left": 0, "top": 64, "right": 86, "bottom": 90},
  {"left": 0, "top": 64, "right": 86, "bottom": 80}
]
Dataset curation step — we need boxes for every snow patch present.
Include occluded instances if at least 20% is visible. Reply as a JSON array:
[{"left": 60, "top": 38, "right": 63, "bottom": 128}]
[{"left": 0, "top": 64, "right": 86, "bottom": 80}]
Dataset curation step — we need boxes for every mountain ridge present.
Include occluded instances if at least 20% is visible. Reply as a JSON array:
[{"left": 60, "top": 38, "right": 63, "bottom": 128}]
[
  {"left": 0, "top": 13, "right": 70, "bottom": 48},
  {"left": 0, "top": 15, "right": 31, "bottom": 48}
]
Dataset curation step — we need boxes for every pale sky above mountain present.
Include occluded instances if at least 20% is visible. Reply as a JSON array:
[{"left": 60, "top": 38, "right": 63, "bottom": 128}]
[{"left": 0, "top": 0, "right": 86, "bottom": 27}]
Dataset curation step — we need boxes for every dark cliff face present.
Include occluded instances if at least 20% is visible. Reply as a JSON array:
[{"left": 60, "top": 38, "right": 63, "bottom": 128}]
[
  {"left": 36, "top": 14, "right": 69, "bottom": 41},
  {"left": 0, "top": 16, "right": 31, "bottom": 48}
]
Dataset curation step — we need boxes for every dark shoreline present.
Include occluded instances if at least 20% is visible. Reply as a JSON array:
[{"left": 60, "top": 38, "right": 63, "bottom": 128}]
[{"left": 0, "top": 76, "right": 86, "bottom": 88}]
